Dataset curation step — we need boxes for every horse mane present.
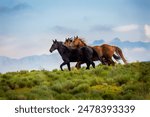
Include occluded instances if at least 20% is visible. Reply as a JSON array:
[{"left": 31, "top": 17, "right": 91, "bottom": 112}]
[{"left": 74, "top": 37, "right": 87, "bottom": 46}]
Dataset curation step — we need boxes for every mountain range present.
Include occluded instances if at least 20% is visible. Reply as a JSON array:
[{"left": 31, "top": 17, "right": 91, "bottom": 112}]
[
  {"left": 0, "top": 54, "right": 61, "bottom": 73},
  {"left": 92, "top": 38, "right": 150, "bottom": 49},
  {"left": 0, "top": 38, "right": 149, "bottom": 73}
]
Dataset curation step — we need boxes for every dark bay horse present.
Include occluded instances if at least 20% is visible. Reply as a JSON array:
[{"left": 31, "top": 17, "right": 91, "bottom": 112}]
[
  {"left": 49, "top": 39, "right": 98, "bottom": 71},
  {"left": 64, "top": 36, "right": 127, "bottom": 68}
]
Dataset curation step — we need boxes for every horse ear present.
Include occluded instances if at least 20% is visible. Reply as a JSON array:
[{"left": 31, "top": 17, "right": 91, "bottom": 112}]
[
  {"left": 53, "top": 40, "right": 55, "bottom": 43},
  {"left": 55, "top": 39, "right": 57, "bottom": 42}
]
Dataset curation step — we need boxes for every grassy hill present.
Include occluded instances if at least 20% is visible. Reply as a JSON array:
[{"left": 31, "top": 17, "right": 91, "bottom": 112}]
[{"left": 0, "top": 62, "right": 150, "bottom": 100}]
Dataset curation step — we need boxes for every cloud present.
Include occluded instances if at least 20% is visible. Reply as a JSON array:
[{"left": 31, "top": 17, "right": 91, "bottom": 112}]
[
  {"left": 51, "top": 26, "right": 79, "bottom": 35},
  {"left": 0, "top": 3, "right": 31, "bottom": 14},
  {"left": 13, "top": 3, "right": 31, "bottom": 11},
  {"left": 0, "top": 35, "right": 18, "bottom": 46},
  {"left": 144, "top": 24, "right": 150, "bottom": 39},
  {"left": 0, "top": 34, "right": 51, "bottom": 58},
  {"left": 90, "top": 25, "right": 112, "bottom": 32},
  {"left": 88, "top": 24, "right": 147, "bottom": 42},
  {"left": 112, "top": 24, "right": 139, "bottom": 32},
  {"left": 130, "top": 47, "right": 146, "bottom": 52}
]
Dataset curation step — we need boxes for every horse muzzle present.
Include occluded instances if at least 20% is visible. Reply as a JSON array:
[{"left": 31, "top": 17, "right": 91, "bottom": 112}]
[{"left": 49, "top": 49, "right": 53, "bottom": 53}]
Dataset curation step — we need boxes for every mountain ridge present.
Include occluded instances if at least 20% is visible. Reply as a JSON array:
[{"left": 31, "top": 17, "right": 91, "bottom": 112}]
[
  {"left": 0, "top": 53, "right": 61, "bottom": 73},
  {"left": 92, "top": 37, "right": 150, "bottom": 49}
]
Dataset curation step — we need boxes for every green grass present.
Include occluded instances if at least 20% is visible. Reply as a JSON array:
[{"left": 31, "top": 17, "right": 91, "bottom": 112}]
[{"left": 0, "top": 62, "right": 150, "bottom": 100}]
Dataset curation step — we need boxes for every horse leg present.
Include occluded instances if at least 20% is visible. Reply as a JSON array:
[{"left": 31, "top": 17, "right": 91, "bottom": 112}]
[
  {"left": 60, "top": 62, "right": 66, "bottom": 71},
  {"left": 94, "top": 49, "right": 107, "bottom": 65},
  {"left": 103, "top": 58, "right": 109, "bottom": 65},
  {"left": 86, "top": 62, "right": 90, "bottom": 69},
  {"left": 67, "top": 62, "right": 71, "bottom": 71},
  {"left": 86, "top": 58, "right": 95, "bottom": 69},
  {"left": 111, "top": 60, "right": 115, "bottom": 66},
  {"left": 89, "top": 59, "right": 95, "bottom": 68},
  {"left": 75, "top": 61, "right": 83, "bottom": 69},
  {"left": 108, "top": 58, "right": 115, "bottom": 66},
  {"left": 91, "top": 61, "right": 95, "bottom": 68},
  {"left": 98, "top": 56, "right": 107, "bottom": 65},
  {"left": 92, "top": 46, "right": 106, "bottom": 65},
  {"left": 105, "top": 58, "right": 111, "bottom": 66},
  {"left": 75, "top": 62, "right": 79, "bottom": 68}
]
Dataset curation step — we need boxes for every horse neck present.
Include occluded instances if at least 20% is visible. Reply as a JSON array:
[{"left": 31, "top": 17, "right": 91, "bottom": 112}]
[
  {"left": 79, "top": 39, "right": 86, "bottom": 46},
  {"left": 75, "top": 42, "right": 86, "bottom": 48},
  {"left": 81, "top": 42, "right": 86, "bottom": 46},
  {"left": 57, "top": 44, "right": 69, "bottom": 55}
]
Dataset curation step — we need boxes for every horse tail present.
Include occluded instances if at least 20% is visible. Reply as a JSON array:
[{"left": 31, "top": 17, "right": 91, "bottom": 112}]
[
  {"left": 114, "top": 46, "right": 127, "bottom": 64},
  {"left": 113, "top": 54, "right": 121, "bottom": 60}
]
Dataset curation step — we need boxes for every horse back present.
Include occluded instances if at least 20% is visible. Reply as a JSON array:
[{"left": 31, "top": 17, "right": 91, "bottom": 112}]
[
  {"left": 68, "top": 49, "right": 80, "bottom": 62},
  {"left": 100, "top": 44, "right": 115, "bottom": 57},
  {"left": 79, "top": 46, "right": 94, "bottom": 60}
]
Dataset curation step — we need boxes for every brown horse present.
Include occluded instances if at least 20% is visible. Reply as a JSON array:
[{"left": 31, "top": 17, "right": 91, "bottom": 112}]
[
  {"left": 72, "top": 36, "right": 127, "bottom": 64},
  {"left": 64, "top": 36, "right": 127, "bottom": 68}
]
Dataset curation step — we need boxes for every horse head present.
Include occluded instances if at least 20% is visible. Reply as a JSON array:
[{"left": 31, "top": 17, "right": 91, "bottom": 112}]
[
  {"left": 64, "top": 37, "right": 73, "bottom": 47},
  {"left": 49, "top": 39, "right": 58, "bottom": 53}
]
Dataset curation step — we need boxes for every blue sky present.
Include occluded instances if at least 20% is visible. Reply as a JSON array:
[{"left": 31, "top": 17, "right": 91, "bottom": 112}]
[{"left": 0, "top": 0, "right": 150, "bottom": 58}]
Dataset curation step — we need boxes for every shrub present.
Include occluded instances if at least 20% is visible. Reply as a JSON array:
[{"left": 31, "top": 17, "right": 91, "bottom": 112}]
[{"left": 71, "top": 83, "right": 90, "bottom": 94}]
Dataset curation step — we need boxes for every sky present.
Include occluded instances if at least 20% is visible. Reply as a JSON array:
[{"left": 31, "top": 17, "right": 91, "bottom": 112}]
[{"left": 0, "top": 0, "right": 150, "bottom": 59}]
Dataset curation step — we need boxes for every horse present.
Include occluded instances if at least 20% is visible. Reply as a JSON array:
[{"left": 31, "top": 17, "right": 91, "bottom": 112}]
[
  {"left": 72, "top": 36, "right": 127, "bottom": 64},
  {"left": 49, "top": 39, "right": 99, "bottom": 71},
  {"left": 64, "top": 36, "right": 126, "bottom": 68}
]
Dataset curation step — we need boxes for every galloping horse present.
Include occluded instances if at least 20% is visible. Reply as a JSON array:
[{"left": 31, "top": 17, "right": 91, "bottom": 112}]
[
  {"left": 64, "top": 37, "right": 73, "bottom": 47},
  {"left": 49, "top": 39, "right": 98, "bottom": 71},
  {"left": 64, "top": 36, "right": 127, "bottom": 68},
  {"left": 72, "top": 36, "right": 127, "bottom": 64}
]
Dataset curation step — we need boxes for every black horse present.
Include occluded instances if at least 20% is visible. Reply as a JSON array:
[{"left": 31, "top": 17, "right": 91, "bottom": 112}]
[{"left": 49, "top": 39, "right": 96, "bottom": 71}]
